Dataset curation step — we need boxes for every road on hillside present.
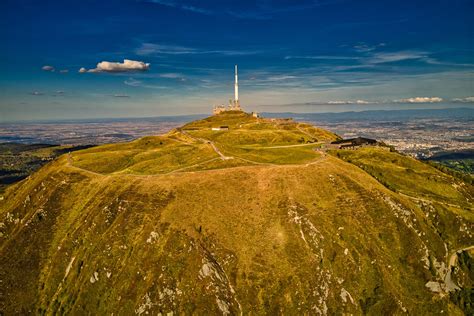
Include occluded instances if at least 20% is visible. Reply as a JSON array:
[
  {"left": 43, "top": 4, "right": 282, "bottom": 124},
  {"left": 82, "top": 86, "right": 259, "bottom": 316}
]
[
  {"left": 180, "top": 130, "right": 233, "bottom": 160},
  {"left": 445, "top": 245, "right": 474, "bottom": 292}
]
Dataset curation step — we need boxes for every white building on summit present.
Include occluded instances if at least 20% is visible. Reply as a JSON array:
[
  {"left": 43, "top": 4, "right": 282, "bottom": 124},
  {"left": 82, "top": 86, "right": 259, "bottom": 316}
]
[{"left": 213, "top": 65, "right": 242, "bottom": 115}]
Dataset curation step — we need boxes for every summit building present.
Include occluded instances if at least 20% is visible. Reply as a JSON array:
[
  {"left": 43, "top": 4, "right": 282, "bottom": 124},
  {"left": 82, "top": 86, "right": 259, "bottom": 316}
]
[{"left": 213, "top": 65, "right": 242, "bottom": 115}]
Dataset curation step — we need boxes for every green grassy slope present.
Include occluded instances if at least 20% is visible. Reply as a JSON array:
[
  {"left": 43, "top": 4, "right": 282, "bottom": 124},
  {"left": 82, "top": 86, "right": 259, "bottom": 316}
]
[
  {"left": 0, "top": 143, "right": 94, "bottom": 193},
  {"left": 331, "top": 148, "right": 473, "bottom": 208},
  {"left": 0, "top": 112, "right": 472, "bottom": 315}
]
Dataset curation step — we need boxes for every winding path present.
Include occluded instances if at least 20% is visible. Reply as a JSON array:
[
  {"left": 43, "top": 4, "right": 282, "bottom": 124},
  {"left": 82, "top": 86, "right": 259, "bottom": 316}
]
[
  {"left": 180, "top": 130, "right": 233, "bottom": 160},
  {"left": 445, "top": 245, "right": 474, "bottom": 292},
  {"left": 65, "top": 131, "right": 328, "bottom": 177}
]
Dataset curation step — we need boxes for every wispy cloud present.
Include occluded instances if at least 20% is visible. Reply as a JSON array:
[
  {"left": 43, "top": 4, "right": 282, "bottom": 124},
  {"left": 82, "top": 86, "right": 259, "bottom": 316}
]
[
  {"left": 79, "top": 59, "right": 150, "bottom": 73},
  {"left": 29, "top": 91, "right": 44, "bottom": 96},
  {"left": 226, "top": 0, "right": 346, "bottom": 20},
  {"left": 143, "top": 0, "right": 213, "bottom": 15},
  {"left": 158, "top": 73, "right": 186, "bottom": 81},
  {"left": 124, "top": 77, "right": 164, "bottom": 89},
  {"left": 142, "top": 0, "right": 342, "bottom": 20},
  {"left": 113, "top": 94, "right": 131, "bottom": 98},
  {"left": 124, "top": 78, "right": 142, "bottom": 87},
  {"left": 328, "top": 99, "right": 374, "bottom": 104},
  {"left": 266, "top": 75, "right": 298, "bottom": 81},
  {"left": 52, "top": 90, "right": 65, "bottom": 97},
  {"left": 353, "top": 42, "right": 386, "bottom": 53},
  {"left": 366, "top": 51, "right": 427, "bottom": 64},
  {"left": 135, "top": 42, "right": 260, "bottom": 56},
  {"left": 284, "top": 55, "right": 359, "bottom": 60},
  {"left": 283, "top": 47, "right": 467, "bottom": 75},
  {"left": 136, "top": 43, "right": 197, "bottom": 55},
  {"left": 42, "top": 65, "right": 55, "bottom": 72},
  {"left": 452, "top": 96, "right": 474, "bottom": 103},
  {"left": 42, "top": 65, "right": 71, "bottom": 74},
  {"left": 424, "top": 58, "right": 474, "bottom": 67},
  {"left": 395, "top": 97, "right": 443, "bottom": 103}
]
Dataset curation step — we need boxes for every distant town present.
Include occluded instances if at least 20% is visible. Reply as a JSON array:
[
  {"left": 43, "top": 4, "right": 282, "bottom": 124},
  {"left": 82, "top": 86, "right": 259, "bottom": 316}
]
[{"left": 309, "top": 115, "right": 473, "bottom": 159}]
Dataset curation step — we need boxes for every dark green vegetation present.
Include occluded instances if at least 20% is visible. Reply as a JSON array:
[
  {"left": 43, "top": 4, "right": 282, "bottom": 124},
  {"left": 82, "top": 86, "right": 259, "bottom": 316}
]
[
  {"left": 422, "top": 149, "right": 474, "bottom": 184},
  {"left": 450, "top": 249, "right": 474, "bottom": 315},
  {"left": 1, "top": 112, "right": 473, "bottom": 315},
  {"left": 434, "top": 159, "right": 474, "bottom": 175},
  {"left": 0, "top": 143, "right": 94, "bottom": 193}
]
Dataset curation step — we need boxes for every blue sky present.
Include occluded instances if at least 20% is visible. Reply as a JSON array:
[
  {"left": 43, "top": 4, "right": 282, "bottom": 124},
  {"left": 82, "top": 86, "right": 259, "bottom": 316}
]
[{"left": 1, "top": 0, "right": 473, "bottom": 121}]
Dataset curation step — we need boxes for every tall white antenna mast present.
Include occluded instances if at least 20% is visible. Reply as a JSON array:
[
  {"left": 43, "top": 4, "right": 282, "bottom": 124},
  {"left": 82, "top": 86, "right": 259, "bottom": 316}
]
[{"left": 234, "top": 64, "right": 239, "bottom": 102}]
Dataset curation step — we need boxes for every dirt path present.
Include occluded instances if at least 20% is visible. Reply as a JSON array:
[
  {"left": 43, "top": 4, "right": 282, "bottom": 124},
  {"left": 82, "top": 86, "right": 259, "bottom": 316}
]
[
  {"left": 398, "top": 192, "right": 466, "bottom": 209},
  {"left": 208, "top": 141, "right": 232, "bottom": 160},
  {"left": 66, "top": 153, "right": 105, "bottom": 177},
  {"left": 180, "top": 130, "right": 233, "bottom": 160},
  {"left": 445, "top": 245, "right": 474, "bottom": 292},
  {"left": 64, "top": 132, "right": 327, "bottom": 177},
  {"left": 296, "top": 124, "right": 317, "bottom": 139}
]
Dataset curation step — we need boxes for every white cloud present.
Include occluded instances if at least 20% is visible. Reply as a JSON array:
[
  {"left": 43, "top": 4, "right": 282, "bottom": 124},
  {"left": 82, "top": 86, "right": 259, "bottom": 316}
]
[
  {"left": 395, "top": 97, "right": 443, "bottom": 103},
  {"left": 267, "top": 75, "right": 297, "bottom": 81},
  {"left": 367, "top": 51, "right": 427, "bottom": 64},
  {"left": 159, "top": 73, "right": 183, "bottom": 79},
  {"left": 124, "top": 78, "right": 142, "bottom": 87},
  {"left": 52, "top": 90, "right": 65, "bottom": 97},
  {"left": 30, "top": 91, "right": 44, "bottom": 96},
  {"left": 452, "top": 96, "right": 474, "bottom": 103},
  {"left": 42, "top": 65, "right": 55, "bottom": 72},
  {"left": 113, "top": 94, "right": 131, "bottom": 98},
  {"left": 79, "top": 59, "right": 150, "bottom": 73},
  {"left": 353, "top": 42, "right": 385, "bottom": 53},
  {"left": 123, "top": 77, "right": 164, "bottom": 89},
  {"left": 143, "top": 0, "right": 331, "bottom": 19},
  {"left": 144, "top": 0, "right": 213, "bottom": 15},
  {"left": 327, "top": 99, "right": 374, "bottom": 105},
  {"left": 285, "top": 55, "right": 359, "bottom": 60}
]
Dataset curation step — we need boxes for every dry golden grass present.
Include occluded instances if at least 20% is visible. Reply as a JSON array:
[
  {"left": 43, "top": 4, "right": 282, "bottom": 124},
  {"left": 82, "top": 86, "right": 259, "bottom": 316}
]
[{"left": 0, "top": 112, "right": 472, "bottom": 314}]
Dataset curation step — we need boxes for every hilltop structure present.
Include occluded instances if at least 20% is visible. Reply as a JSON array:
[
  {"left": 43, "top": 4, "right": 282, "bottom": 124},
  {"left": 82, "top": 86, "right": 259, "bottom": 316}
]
[{"left": 213, "top": 65, "right": 242, "bottom": 115}]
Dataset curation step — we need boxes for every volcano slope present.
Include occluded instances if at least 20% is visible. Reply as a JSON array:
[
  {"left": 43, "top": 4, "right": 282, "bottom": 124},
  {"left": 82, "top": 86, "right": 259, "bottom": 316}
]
[{"left": 0, "top": 111, "right": 473, "bottom": 315}]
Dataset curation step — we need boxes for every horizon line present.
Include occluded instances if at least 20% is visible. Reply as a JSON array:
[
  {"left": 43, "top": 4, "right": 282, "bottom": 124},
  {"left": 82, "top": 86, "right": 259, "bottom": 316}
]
[{"left": 1, "top": 107, "right": 473, "bottom": 124}]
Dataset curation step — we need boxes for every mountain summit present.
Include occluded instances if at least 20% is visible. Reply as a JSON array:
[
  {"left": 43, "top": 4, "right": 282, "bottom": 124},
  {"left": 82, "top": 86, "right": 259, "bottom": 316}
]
[{"left": 1, "top": 112, "right": 473, "bottom": 314}]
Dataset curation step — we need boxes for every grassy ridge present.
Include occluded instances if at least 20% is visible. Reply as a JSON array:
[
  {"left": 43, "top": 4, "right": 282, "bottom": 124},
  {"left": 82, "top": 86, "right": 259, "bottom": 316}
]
[
  {"left": 331, "top": 147, "right": 473, "bottom": 208},
  {"left": 0, "top": 112, "right": 473, "bottom": 314},
  {"left": 0, "top": 143, "right": 95, "bottom": 193},
  {"left": 68, "top": 112, "right": 338, "bottom": 175}
]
